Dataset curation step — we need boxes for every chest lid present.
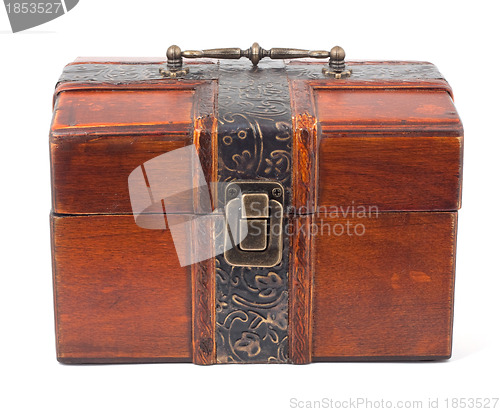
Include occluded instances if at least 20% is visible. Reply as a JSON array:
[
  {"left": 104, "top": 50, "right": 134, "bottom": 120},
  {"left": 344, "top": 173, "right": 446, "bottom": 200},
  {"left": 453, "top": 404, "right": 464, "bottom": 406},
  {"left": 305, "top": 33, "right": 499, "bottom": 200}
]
[{"left": 50, "top": 44, "right": 463, "bottom": 216}]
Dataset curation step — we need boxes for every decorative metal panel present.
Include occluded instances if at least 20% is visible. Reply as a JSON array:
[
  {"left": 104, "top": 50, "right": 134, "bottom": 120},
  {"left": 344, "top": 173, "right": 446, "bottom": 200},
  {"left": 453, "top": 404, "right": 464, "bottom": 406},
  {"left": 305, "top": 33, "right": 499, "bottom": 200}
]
[{"left": 215, "top": 61, "right": 292, "bottom": 363}]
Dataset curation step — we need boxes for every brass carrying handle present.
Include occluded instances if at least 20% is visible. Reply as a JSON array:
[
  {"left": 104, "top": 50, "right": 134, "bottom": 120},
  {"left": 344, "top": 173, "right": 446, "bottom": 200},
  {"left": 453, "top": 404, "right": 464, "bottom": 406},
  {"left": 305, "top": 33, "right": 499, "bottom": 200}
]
[{"left": 160, "top": 42, "right": 352, "bottom": 78}]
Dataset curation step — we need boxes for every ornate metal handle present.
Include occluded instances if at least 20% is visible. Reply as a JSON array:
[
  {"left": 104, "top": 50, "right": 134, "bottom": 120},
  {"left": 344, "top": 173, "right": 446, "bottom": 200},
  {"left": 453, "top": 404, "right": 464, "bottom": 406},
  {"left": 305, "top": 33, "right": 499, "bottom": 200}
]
[{"left": 160, "top": 42, "right": 352, "bottom": 78}]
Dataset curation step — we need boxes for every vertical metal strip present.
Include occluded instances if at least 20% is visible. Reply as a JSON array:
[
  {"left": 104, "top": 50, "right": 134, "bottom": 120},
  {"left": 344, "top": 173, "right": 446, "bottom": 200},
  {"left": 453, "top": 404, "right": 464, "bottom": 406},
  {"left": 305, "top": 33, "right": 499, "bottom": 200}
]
[{"left": 215, "top": 61, "right": 293, "bottom": 363}]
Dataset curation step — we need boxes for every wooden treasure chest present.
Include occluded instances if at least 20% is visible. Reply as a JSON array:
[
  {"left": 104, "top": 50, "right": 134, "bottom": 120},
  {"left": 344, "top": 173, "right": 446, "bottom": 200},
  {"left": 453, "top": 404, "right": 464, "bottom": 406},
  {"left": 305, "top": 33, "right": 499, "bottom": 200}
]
[{"left": 50, "top": 44, "right": 463, "bottom": 364}]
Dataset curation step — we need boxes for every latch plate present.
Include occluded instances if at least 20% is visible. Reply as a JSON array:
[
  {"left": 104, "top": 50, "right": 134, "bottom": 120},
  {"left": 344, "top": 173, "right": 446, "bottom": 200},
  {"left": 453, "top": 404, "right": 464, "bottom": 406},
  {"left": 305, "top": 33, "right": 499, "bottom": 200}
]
[{"left": 223, "top": 181, "right": 284, "bottom": 267}]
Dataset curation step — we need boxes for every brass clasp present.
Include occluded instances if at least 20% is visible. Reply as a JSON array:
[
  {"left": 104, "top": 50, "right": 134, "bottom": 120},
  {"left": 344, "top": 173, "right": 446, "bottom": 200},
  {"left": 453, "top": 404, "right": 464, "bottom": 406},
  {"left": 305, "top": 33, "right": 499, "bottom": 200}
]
[{"left": 224, "top": 181, "right": 284, "bottom": 268}]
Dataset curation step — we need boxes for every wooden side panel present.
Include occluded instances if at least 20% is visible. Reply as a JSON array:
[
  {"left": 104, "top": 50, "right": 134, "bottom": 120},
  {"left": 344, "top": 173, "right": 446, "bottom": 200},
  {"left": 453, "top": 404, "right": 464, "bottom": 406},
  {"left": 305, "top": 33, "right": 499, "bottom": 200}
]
[
  {"left": 312, "top": 212, "right": 456, "bottom": 360},
  {"left": 289, "top": 83, "right": 463, "bottom": 212},
  {"left": 51, "top": 137, "right": 190, "bottom": 215},
  {"left": 318, "top": 134, "right": 463, "bottom": 211},
  {"left": 50, "top": 81, "right": 217, "bottom": 215},
  {"left": 315, "top": 89, "right": 461, "bottom": 134},
  {"left": 51, "top": 214, "right": 192, "bottom": 363},
  {"left": 52, "top": 90, "right": 194, "bottom": 136},
  {"left": 315, "top": 89, "right": 463, "bottom": 212}
]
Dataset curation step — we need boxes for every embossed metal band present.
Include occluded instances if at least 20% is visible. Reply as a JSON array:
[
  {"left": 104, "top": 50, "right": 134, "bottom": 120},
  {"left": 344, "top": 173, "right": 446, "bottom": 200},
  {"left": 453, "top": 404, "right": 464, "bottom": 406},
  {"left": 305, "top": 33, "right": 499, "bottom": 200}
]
[
  {"left": 215, "top": 61, "right": 292, "bottom": 363},
  {"left": 57, "top": 61, "right": 444, "bottom": 85},
  {"left": 57, "top": 63, "right": 219, "bottom": 83}
]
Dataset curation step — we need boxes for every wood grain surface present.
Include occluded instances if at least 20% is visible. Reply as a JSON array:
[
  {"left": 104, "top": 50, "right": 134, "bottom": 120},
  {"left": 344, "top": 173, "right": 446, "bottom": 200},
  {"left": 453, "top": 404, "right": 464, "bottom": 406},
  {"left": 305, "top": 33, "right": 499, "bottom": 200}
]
[
  {"left": 51, "top": 214, "right": 192, "bottom": 363},
  {"left": 50, "top": 81, "right": 217, "bottom": 215},
  {"left": 315, "top": 89, "right": 461, "bottom": 134},
  {"left": 312, "top": 212, "right": 457, "bottom": 360},
  {"left": 315, "top": 87, "right": 462, "bottom": 212},
  {"left": 52, "top": 89, "right": 194, "bottom": 135},
  {"left": 318, "top": 134, "right": 463, "bottom": 211}
]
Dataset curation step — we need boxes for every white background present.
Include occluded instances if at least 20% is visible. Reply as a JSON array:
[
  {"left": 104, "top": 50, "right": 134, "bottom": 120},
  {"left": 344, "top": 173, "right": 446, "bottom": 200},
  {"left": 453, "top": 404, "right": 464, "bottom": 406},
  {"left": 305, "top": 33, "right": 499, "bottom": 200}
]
[{"left": 1, "top": 1, "right": 499, "bottom": 411}]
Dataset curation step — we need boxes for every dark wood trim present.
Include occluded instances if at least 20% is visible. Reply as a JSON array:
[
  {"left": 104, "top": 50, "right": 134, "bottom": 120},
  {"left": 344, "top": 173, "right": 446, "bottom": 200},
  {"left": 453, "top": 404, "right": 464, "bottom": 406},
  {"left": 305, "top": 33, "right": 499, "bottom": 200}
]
[
  {"left": 288, "top": 80, "right": 317, "bottom": 364},
  {"left": 190, "top": 243, "right": 216, "bottom": 365},
  {"left": 289, "top": 215, "right": 315, "bottom": 364},
  {"left": 289, "top": 80, "right": 318, "bottom": 212},
  {"left": 191, "top": 82, "right": 217, "bottom": 364}
]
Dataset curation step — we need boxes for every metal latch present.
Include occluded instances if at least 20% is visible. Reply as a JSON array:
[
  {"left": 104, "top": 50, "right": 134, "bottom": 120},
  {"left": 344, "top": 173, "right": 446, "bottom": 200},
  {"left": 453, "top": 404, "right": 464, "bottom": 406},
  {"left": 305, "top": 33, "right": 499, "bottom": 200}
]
[{"left": 224, "top": 181, "right": 284, "bottom": 267}]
